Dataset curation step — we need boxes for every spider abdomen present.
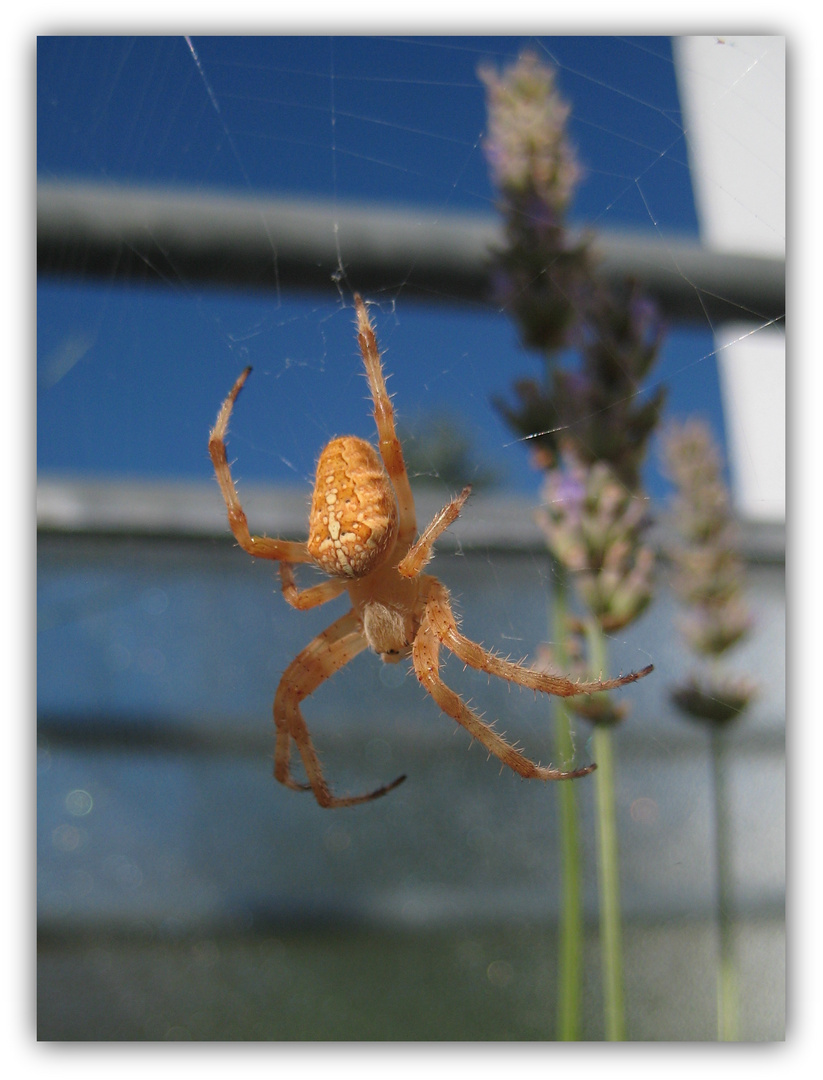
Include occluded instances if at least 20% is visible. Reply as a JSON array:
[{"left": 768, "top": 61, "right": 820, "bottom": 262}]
[{"left": 307, "top": 436, "right": 399, "bottom": 578}]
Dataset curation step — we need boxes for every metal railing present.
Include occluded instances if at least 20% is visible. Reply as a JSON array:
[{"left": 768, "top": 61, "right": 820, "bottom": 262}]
[{"left": 38, "top": 180, "right": 784, "bottom": 325}]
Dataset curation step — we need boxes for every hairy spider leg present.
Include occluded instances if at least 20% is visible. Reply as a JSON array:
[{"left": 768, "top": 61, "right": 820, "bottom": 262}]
[
  {"left": 412, "top": 609, "right": 596, "bottom": 781},
  {"left": 274, "top": 609, "right": 407, "bottom": 807},
  {"left": 209, "top": 366, "right": 313, "bottom": 564},
  {"left": 424, "top": 580, "right": 654, "bottom": 697},
  {"left": 397, "top": 486, "right": 472, "bottom": 578},
  {"left": 279, "top": 564, "right": 347, "bottom": 611},
  {"left": 353, "top": 295, "right": 417, "bottom": 551}
]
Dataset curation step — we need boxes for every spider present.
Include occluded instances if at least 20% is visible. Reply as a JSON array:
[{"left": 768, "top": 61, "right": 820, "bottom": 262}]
[{"left": 209, "top": 295, "right": 653, "bottom": 808}]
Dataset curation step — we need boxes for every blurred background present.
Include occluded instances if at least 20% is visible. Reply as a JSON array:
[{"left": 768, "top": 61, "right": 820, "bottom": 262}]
[{"left": 37, "top": 35, "right": 784, "bottom": 1039}]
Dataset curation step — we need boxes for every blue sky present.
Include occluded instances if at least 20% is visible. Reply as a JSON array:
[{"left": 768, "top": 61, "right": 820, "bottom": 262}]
[{"left": 37, "top": 35, "right": 725, "bottom": 499}]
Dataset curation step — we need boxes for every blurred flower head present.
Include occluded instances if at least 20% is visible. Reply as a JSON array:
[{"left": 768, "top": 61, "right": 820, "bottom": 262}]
[
  {"left": 662, "top": 419, "right": 757, "bottom": 722},
  {"left": 538, "top": 454, "right": 655, "bottom": 632},
  {"left": 671, "top": 673, "right": 758, "bottom": 725},
  {"left": 479, "top": 51, "right": 582, "bottom": 211},
  {"left": 481, "top": 52, "right": 593, "bottom": 357}
]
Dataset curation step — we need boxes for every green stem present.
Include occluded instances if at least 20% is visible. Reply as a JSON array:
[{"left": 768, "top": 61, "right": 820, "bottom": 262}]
[
  {"left": 586, "top": 618, "right": 625, "bottom": 1041},
  {"left": 710, "top": 725, "right": 738, "bottom": 1041},
  {"left": 552, "top": 562, "right": 583, "bottom": 1040}
]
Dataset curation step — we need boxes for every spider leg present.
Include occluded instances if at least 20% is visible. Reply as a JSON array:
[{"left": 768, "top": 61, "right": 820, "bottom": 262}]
[
  {"left": 209, "top": 367, "right": 313, "bottom": 563},
  {"left": 412, "top": 610, "right": 594, "bottom": 781},
  {"left": 397, "top": 486, "right": 472, "bottom": 579},
  {"left": 274, "top": 608, "right": 407, "bottom": 808},
  {"left": 279, "top": 564, "right": 347, "bottom": 611},
  {"left": 354, "top": 295, "right": 417, "bottom": 549},
  {"left": 423, "top": 580, "right": 653, "bottom": 696}
]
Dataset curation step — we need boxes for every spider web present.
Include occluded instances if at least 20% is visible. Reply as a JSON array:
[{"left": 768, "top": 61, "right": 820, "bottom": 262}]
[
  {"left": 36, "top": 34, "right": 784, "bottom": 500},
  {"left": 27, "top": 18, "right": 804, "bottom": 1054},
  {"left": 36, "top": 31, "right": 786, "bottom": 744}
]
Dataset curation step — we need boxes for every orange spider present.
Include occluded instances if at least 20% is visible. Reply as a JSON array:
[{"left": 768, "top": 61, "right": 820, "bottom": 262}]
[{"left": 209, "top": 295, "right": 652, "bottom": 808}]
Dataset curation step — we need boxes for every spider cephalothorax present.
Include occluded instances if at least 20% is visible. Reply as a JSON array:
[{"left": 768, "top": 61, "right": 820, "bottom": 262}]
[{"left": 209, "top": 295, "right": 652, "bottom": 808}]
